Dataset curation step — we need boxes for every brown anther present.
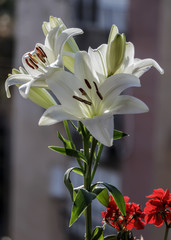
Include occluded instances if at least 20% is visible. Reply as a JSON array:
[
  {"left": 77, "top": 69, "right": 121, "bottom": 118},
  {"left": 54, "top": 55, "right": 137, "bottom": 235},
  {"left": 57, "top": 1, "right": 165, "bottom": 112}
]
[
  {"left": 93, "top": 81, "right": 103, "bottom": 100},
  {"left": 37, "top": 53, "right": 46, "bottom": 63},
  {"left": 73, "top": 96, "right": 92, "bottom": 106},
  {"left": 36, "top": 46, "right": 47, "bottom": 58},
  {"left": 25, "top": 58, "right": 34, "bottom": 69},
  {"left": 28, "top": 53, "right": 38, "bottom": 63},
  {"left": 96, "top": 91, "right": 103, "bottom": 100},
  {"left": 84, "top": 79, "right": 92, "bottom": 89},
  {"left": 79, "top": 88, "right": 87, "bottom": 96},
  {"left": 28, "top": 54, "right": 38, "bottom": 69}
]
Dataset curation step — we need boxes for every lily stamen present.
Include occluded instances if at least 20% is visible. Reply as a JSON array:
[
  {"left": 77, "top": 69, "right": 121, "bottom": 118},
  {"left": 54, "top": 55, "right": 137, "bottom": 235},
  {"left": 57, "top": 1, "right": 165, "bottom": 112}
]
[
  {"left": 79, "top": 88, "right": 87, "bottom": 96},
  {"left": 93, "top": 81, "right": 103, "bottom": 100},
  {"left": 36, "top": 46, "right": 47, "bottom": 58},
  {"left": 25, "top": 58, "right": 35, "bottom": 69},
  {"left": 84, "top": 79, "right": 92, "bottom": 89},
  {"left": 73, "top": 95, "right": 92, "bottom": 106},
  {"left": 28, "top": 54, "right": 39, "bottom": 69}
]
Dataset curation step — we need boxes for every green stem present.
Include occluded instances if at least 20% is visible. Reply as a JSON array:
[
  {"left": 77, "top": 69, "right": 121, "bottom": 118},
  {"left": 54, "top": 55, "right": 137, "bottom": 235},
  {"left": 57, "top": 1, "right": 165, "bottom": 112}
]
[
  {"left": 164, "top": 225, "right": 169, "bottom": 240},
  {"left": 63, "top": 120, "right": 83, "bottom": 170},
  {"left": 63, "top": 120, "right": 72, "bottom": 142},
  {"left": 83, "top": 136, "right": 98, "bottom": 240},
  {"left": 91, "top": 143, "right": 104, "bottom": 182}
]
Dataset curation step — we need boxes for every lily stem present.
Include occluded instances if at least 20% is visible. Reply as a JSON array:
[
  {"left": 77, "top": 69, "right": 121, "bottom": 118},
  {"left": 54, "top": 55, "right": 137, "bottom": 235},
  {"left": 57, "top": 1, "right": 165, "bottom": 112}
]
[
  {"left": 83, "top": 136, "right": 98, "bottom": 240},
  {"left": 63, "top": 120, "right": 83, "bottom": 170},
  {"left": 91, "top": 143, "right": 103, "bottom": 182}
]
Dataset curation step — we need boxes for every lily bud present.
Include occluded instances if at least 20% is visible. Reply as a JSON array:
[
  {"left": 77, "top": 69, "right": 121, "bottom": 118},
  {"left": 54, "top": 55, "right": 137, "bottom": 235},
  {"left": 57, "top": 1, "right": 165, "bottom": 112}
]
[
  {"left": 107, "top": 24, "right": 119, "bottom": 45},
  {"left": 106, "top": 33, "right": 126, "bottom": 76}
]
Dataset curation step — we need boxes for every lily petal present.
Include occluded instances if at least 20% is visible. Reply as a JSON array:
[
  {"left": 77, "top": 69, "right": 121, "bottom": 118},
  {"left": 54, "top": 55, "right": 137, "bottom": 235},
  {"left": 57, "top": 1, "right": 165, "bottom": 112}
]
[
  {"left": 44, "top": 26, "right": 61, "bottom": 51},
  {"left": 82, "top": 115, "right": 114, "bottom": 146},
  {"left": 110, "top": 95, "right": 149, "bottom": 114},
  {"left": 19, "top": 77, "right": 48, "bottom": 99},
  {"left": 5, "top": 74, "right": 33, "bottom": 98},
  {"left": 74, "top": 51, "right": 99, "bottom": 87},
  {"left": 46, "top": 70, "right": 84, "bottom": 117},
  {"left": 99, "top": 73, "right": 140, "bottom": 99},
  {"left": 133, "top": 58, "right": 164, "bottom": 77},
  {"left": 39, "top": 105, "right": 79, "bottom": 126},
  {"left": 53, "top": 28, "right": 83, "bottom": 68},
  {"left": 88, "top": 44, "right": 108, "bottom": 83},
  {"left": 122, "top": 42, "right": 135, "bottom": 69}
]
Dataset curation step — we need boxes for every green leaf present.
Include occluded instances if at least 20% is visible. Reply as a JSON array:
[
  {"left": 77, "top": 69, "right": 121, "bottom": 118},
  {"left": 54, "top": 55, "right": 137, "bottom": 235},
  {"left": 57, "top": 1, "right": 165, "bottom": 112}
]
[
  {"left": 49, "top": 146, "right": 87, "bottom": 163},
  {"left": 97, "top": 182, "right": 126, "bottom": 216},
  {"left": 64, "top": 168, "right": 75, "bottom": 201},
  {"left": 91, "top": 226, "right": 104, "bottom": 240},
  {"left": 64, "top": 167, "right": 83, "bottom": 201},
  {"left": 104, "top": 235, "right": 117, "bottom": 240},
  {"left": 57, "top": 131, "right": 73, "bottom": 149},
  {"left": 49, "top": 146, "right": 66, "bottom": 154},
  {"left": 113, "top": 129, "right": 128, "bottom": 140},
  {"left": 69, "top": 188, "right": 96, "bottom": 226},
  {"left": 92, "top": 187, "right": 110, "bottom": 207},
  {"left": 70, "top": 120, "right": 78, "bottom": 131}
]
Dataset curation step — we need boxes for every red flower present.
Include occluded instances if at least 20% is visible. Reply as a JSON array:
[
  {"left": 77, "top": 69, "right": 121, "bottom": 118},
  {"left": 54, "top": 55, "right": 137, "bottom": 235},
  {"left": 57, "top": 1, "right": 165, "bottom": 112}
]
[
  {"left": 102, "top": 195, "right": 145, "bottom": 232},
  {"left": 144, "top": 188, "right": 171, "bottom": 227}
]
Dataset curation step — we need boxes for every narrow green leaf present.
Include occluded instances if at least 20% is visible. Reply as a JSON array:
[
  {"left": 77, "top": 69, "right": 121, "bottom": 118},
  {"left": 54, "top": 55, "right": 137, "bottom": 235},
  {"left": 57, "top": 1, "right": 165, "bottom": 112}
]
[
  {"left": 113, "top": 129, "right": 128, "bottom": 140},
  {"left": 69, "top": 188, "right": 96, "bottom": 226},
  {"left": 97, "top": 182, "right": 126, "bottom": 216},
  {"left": 70, "top": 120, "right": 78, "bottom": 131},
  {"left": 91, "top": 226, "right": 104, "bottom": 240},
  {"left": 92, "top": 187, "right": 110, "bottom": 207},
  {"left": 49, "top": 146, "right": 66, "bottom": 154},
  {"left": 65, "top": 149, "right": 87, "bottom": 162},
  {"left": 49, "top": 146, "right": 87, "bottom": 163},
  {"left": 57, "top": 131, "right": 72, "bottom": 149},
  {"left": 64, "top": 167, "right": 83, "bottom": 201},
  {"left": 104, "top": 235, "right": 117, "bottom": 240},
  {"left": 64, "top": 168, "right": 75, "bottom": 201}
]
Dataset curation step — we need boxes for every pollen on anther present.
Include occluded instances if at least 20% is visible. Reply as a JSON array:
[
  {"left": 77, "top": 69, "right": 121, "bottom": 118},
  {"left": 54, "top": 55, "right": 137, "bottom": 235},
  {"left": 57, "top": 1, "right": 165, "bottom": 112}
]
[
  {"left": 79, "top": 88, "right": 87, "bottom": 96},
  {"left": 73, "top": 95, "right": 92, "bottom": 105},
  {"left": 36, "top": 46, "right": 47, "bottom": 58},
  {"left": 93, "top": 81, "right": 103, "bottom": 100},
  {"left": 37, "top": 53, "right": 46, "bottom": 63},
  {"left": 25, "top": 58, "right": 34, "bottom": 69},
  {"left": 84, "top": 79, "right": 92, "bottom": 89}
]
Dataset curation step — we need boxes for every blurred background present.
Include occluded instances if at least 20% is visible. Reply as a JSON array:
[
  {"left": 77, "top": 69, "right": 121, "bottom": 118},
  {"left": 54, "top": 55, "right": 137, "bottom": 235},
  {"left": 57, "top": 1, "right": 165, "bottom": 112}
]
[{"left": 0, "top": 0, "right": 171, "bottom": 239}]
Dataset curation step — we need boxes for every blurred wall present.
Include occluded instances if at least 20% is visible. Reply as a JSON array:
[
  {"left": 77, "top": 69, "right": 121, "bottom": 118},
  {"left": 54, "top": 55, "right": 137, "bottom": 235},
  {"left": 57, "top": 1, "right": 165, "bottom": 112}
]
[
  {"left": 10, "top": 1, "right": 73, "bottom": 240},
  {"left": 123, "top": 0, "right": 171, "bottom": 239},
  {"left": 8, "top": 0, "right": 171, "bottom": 240}
]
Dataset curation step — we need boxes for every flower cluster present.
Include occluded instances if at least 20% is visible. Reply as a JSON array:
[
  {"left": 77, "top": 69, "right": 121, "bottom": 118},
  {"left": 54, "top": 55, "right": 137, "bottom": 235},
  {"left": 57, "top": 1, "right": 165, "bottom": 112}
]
[
  {"left": 102, "top": 188, "right": 171, "bottom": 239},
  {"left": 4, "top": 16, "right": 167, "bottom": 240},
  {"left": 144, "top": 188, "right": 171, "bottom": 227},
  {"left": 102, "top": 195, "right": 145, "bottom": 232},
  {"left": 5, "top": 16, "right": 164, "bottom": 147}
]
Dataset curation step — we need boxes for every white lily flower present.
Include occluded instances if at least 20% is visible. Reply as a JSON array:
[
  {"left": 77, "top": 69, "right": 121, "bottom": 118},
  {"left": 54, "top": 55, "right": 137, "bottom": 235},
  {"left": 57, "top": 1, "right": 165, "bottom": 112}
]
[
  {"left": 5, "top": 24, "right": 83, "bottom": 99},
  {"left": 39, "top": 51, "right": 149, "bottom": 146},
  {"left": 88, "top": 25, "right": 164, "bottom": 84}
]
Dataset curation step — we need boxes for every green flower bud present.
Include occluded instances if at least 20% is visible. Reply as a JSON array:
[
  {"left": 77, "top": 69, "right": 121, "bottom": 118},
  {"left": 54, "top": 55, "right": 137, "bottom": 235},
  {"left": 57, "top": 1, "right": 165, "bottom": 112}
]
[{"left": 106, "top": 33, "right": 126, "bottom": 76}]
